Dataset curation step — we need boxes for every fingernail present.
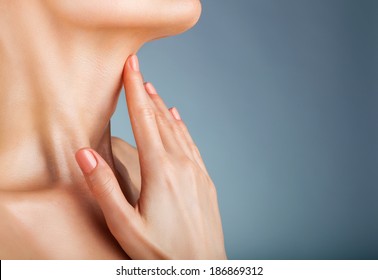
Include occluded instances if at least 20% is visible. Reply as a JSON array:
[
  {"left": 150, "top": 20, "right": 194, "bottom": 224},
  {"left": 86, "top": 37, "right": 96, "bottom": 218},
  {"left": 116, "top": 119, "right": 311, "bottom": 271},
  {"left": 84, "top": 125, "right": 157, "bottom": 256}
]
[
  {"left": 145, "top": 82, "right": 158, "bottom": 95},
  {"left": 76, "top": 149, "right": 97, "bottom": 174},
  {"left": 128, "top": 55, "right": 139, "bottom": 72},
  {"left": 171, "top": 107, "right": 182, "bottom": 121}
]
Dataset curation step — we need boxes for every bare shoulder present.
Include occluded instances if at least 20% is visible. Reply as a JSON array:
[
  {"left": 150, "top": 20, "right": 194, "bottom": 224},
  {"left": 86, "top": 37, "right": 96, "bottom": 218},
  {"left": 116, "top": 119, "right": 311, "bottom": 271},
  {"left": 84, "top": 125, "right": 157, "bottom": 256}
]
[
  {"left": 111, "top": 137, "right": 141, "bottom": 206},
  {"left": 111, "top": 136, "right": 140, "bottom": 174},
  {"left": 111, "top": 136, "right": 137, "bottom": 155}
]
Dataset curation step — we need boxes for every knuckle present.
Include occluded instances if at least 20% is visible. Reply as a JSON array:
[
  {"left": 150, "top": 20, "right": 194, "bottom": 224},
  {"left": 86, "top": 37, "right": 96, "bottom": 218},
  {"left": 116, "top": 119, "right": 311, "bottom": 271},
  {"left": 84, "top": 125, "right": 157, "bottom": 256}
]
[
  {"left": 208, "top": 179, "right": 218, "bottom": 196},
  {"left": 126, "top": 71, "right": 142, "bottom": 82},
  {"left": 172, "top": 122, "right": 185, "bottom": 136},
  {"left": 160, "top": 156, "right": 175, "bottom": 174},
  {"left": 90, "top": 173, "right": 115, "bottom": 199},
  {"left": 149, "top": 93, "right": 161, "bottom": 101},
  {"left": 137, "top": 107, "right": 155, "bottom": 120},
  {"left": 149, "top": 154, "right": 172, "bottom": 176},
  {"left": 180, "top": 157, "right": 198, "bottom": 177},
  {"left": 108, "top": 211, "right": 131, "bottom": 238},
  {"left": 155, "top": 112, "right": 170, "bottom": 127},
  {"left": 177, "top": 121, "right": 189, "bottom": 134},
  {"left": 189, "top": 143, "right": 201, "bottom": 157}
]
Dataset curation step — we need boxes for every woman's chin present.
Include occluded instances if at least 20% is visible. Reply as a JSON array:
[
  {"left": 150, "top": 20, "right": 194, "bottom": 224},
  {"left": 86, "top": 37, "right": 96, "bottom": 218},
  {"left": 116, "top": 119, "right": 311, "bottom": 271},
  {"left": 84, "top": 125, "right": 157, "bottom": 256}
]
[
  {"left": 173, "top": 0, "right": 202, "bottom": 34},
  {"left": 43, "top": 0, "right": 202, "bottom": 40},
  {"left": 149, "top": 0, "right": 202, "bottom": 39}
]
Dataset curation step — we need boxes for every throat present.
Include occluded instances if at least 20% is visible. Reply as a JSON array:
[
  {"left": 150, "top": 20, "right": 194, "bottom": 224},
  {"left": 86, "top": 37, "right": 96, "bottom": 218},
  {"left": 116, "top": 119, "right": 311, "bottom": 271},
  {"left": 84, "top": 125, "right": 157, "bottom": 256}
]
[
  {"left": 0, "top": 50, "right": 123, "bottom": 190},
  {"left": 0, "top": 5, "right": 141, "bottom": 191},
  {"left": 0, "top": 117, "right": 116, "bottom": 191}
]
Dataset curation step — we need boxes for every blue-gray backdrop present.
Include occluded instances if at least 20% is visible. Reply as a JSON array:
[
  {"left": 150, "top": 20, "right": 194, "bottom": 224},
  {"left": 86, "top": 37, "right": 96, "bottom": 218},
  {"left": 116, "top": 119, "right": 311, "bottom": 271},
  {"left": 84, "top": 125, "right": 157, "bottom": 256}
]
[{"left": 111, "top": 0, "right": 378, "bottom": 259}]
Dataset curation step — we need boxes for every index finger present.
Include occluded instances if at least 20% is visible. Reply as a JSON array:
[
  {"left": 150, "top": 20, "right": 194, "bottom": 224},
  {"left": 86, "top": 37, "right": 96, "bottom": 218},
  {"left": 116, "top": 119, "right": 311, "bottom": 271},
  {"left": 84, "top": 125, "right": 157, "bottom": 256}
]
[{"left": 123, "top": 55, "right": 164, "bottom": 162}]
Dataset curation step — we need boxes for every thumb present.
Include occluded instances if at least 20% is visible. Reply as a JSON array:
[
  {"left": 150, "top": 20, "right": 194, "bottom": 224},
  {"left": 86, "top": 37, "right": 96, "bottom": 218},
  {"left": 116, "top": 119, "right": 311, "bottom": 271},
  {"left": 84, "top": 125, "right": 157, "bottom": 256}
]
[{"left": 75, "top": 148, "right": 137, "bottom": 238}]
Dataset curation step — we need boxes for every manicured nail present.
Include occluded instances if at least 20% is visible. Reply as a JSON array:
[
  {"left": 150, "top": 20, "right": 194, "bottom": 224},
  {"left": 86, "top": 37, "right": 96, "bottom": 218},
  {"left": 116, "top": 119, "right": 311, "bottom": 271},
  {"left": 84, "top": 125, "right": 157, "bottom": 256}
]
[
  {"left": 145, "top": 82, "right": 158, "bottom": 95},
  {"left": 76, "top": 149, "right": 97, "bottom": 174},
  {"left": 171, "top": 107, "right": 182, "bottom": 121},
  {"left": 129, "top": 55, "right": 139, "bottom": 72}
]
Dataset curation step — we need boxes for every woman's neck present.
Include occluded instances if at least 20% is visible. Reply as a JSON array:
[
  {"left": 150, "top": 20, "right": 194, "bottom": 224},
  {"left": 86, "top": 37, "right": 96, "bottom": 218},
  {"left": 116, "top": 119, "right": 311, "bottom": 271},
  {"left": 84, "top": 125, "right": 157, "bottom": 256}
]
[{"left": 0, "top": 3, "right": 145, "bottom": 190}]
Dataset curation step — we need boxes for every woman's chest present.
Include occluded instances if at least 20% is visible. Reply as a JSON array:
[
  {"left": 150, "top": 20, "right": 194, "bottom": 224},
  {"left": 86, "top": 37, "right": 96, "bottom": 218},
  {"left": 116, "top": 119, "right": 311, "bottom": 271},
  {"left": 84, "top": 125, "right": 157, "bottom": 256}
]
[{"left": 0, "top": 187, "right": 127, "bottom": 259}]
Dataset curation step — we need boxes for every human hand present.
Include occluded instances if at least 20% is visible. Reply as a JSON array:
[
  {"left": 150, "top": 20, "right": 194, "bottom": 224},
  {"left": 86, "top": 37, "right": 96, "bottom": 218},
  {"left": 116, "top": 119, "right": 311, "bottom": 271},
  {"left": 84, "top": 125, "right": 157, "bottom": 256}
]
[{"left": 75, "top": 55, "right": 227, "bottom": 259}]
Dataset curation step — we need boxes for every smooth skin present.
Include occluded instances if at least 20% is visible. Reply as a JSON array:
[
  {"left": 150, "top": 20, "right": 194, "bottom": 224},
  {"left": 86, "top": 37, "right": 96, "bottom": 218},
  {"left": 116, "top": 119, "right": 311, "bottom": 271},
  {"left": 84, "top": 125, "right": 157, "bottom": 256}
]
[
  {"left": 76, "top": 55, "right": 227, "bottom": 259},
  {"left": 0, "top": 0, "right": 225, "bottom": 259}
]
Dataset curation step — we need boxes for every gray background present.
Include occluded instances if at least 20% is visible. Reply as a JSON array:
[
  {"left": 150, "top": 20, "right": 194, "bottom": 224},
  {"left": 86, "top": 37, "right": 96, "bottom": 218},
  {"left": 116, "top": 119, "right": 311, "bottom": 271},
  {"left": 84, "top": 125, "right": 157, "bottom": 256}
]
[{"left": 111, "top": 0, "right": 378, "bottom": 259}]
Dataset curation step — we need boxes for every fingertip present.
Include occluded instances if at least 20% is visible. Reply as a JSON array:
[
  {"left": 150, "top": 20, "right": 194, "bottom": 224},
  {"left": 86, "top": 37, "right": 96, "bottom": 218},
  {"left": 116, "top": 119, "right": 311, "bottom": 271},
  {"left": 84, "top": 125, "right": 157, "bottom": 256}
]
[
  {"left": 169, "top": 107, "right": 182, "bottom": 121},
  {"left": 75, "top": 148, "right": 98, "bottom": 175},
  {"left": 127, "top": 54, "right": 139, "bottom": 72},
  {"left": 123, "top": 55, "right": 140, "bottom": 81},
  {"left": 144, "top": 82, "right": 158, "bottom": 95},
  {"left": 123, "top": 55, "right": 145, "bottom": 90}
]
